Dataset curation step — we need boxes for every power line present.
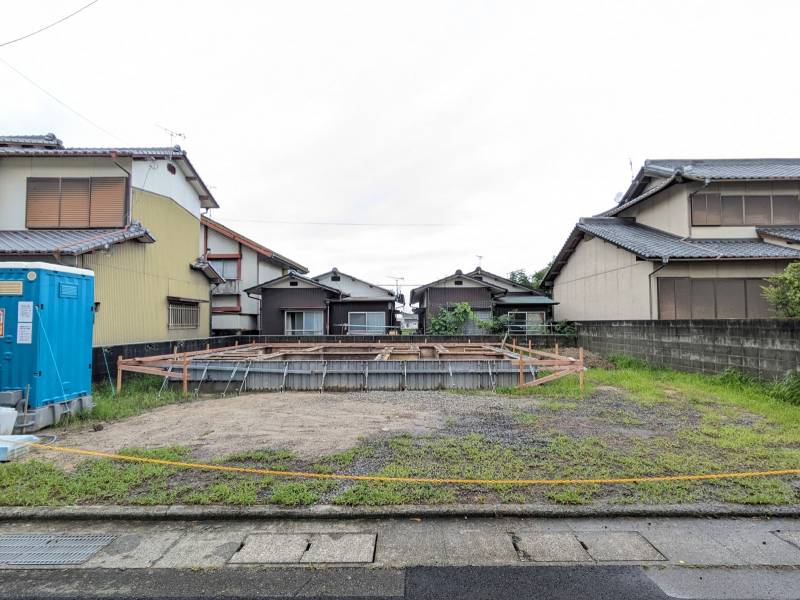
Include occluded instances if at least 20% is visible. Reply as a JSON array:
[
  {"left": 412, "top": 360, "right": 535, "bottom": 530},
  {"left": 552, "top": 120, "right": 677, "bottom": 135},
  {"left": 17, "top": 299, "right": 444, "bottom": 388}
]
[
  {"left": 221, "top": 218, "right": 468, "bottom": 228},
  {"left": 0, "top": 0, "right": 100, "bottom": 48},
  {"left": 0, "top": 55, "right": 123, "bottom": 143}
]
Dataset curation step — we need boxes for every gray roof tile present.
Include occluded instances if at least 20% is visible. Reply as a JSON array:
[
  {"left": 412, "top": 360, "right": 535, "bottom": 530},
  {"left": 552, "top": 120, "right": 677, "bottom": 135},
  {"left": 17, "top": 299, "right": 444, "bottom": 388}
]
[
  {"left": 0, "top": 222, "right": 154, "bottom": 256},
  {"left": 644, "top": 158, "right": 800, "bottom": 180},
  {"left": 578, "top": 218, "right": 800, "bottom": 260},
  {"left": 756, "top": 226, "right": 800, "bottom": 243}
]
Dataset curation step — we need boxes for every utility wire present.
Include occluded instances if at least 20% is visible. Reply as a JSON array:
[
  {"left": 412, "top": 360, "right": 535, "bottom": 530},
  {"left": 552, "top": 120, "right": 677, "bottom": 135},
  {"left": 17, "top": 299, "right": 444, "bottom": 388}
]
[
  {"left": 0, "top": 0, "right": 100, "bottom": 47},
  {"left": 221, "top": 218, "right": 468, "bottom": 228},
  {"left": 0, "top": 55, "right": 123, "bottom": 143}
]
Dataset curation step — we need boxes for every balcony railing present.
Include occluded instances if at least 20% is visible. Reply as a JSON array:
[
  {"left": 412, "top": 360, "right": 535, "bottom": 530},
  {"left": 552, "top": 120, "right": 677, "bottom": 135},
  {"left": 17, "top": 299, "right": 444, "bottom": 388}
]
[{"left": 212, "top": 279, "right": 241, "bottom": 295}]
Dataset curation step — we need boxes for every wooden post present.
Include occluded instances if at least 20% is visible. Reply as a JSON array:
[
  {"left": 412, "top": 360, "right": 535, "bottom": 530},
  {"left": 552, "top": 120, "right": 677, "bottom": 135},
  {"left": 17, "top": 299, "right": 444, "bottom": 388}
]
[
  {"left": 206, "top": 343, "right": 210, "bottom": 351},
  {"left": 518, "top": 357, "right": 525, "bottom": 387},
  {"left": 554, "top": 342, "right": 559, "bottom": 356},
  {"left": 527, "top": 339, "right": 532, "bottom": 353},
  {"left": 173, "top": 345, "right": 178, "bottom": 359},
  {"left": 116, "top": 355, "right": 123, "bottom": 393},
  {"left": 182, "top": 353, "right": 189, "bottom": 396},
  {"left": 578, "top": 346, "right": 584, "bottom": 392}
]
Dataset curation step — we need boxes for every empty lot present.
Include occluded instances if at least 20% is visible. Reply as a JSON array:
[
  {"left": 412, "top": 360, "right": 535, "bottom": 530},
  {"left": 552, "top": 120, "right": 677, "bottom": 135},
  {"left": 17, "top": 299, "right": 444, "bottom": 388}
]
[{"left": 5, "top": 359, "right": 800, "bottom": 507}]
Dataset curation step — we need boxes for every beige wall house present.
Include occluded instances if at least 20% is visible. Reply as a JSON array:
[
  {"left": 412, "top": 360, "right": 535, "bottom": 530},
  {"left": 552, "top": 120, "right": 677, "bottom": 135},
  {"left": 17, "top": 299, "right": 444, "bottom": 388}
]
[
  {"left": 0, "top": 134, "right": 222, "bottom": 346},
  {"left": 201, "top": 216, "right": 308, "bottom": 334},
  {"left": 543, "top": 159, "right": 800, "bottom": 320}
]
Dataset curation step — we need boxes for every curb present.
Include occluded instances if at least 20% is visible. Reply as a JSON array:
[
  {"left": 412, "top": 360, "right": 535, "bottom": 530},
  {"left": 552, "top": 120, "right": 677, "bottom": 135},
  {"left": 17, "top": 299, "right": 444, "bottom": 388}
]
[{"left": 2, "top": 503, "right": 800, "bottom": 521}]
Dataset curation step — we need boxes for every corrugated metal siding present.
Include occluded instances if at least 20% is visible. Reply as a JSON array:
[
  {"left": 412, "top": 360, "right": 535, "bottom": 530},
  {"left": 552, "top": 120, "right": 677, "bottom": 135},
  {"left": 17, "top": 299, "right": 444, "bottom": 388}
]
[
  {"left": 186, "top": 360, "right": 530, "bottom": 391},
  {"left": 82, "top": 189, "right": 210, "bottom": 346},
  {"left": 329, "top": 300, "right": 395, "bottom": 335},
  {"left": 260, "top": 288, "right": 333, "bottom": 334}
]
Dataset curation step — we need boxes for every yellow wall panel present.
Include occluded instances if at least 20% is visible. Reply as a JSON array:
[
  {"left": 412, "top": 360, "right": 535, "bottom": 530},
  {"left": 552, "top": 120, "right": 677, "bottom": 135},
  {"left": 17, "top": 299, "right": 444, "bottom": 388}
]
[{"left": 83, "top": 189, "right": 210, "bottom": 346}]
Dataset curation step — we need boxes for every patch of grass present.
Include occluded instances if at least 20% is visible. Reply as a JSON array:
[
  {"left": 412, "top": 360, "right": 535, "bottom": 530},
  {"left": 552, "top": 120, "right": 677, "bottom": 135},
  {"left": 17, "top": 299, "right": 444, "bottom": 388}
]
[
  {"left": 57, "top": 376, "right": 188, "bottom": 427},
  {"left": 222, "top": 449, "right": 296, "bottom": 470},
  {"left": 0, "top": 446, "right": 188, "bottom": 506},
  {"left": 182, "top": 476, "right": 274, "bottom": 505},
  {"left": 269, "top": 481, "right": 335, "bottom": 506},
  {"left": 513, "top": 411, "right": 539, "bottom": 426},
  {"left": 545, "top": 485, "right": 599, "bottom": 505}
]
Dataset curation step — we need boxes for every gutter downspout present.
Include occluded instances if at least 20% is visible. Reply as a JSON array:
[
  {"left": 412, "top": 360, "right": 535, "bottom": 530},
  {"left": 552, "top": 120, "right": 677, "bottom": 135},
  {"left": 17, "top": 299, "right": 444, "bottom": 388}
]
[{"left": 648, "top": 259, "right": 670, "bottom": 319}]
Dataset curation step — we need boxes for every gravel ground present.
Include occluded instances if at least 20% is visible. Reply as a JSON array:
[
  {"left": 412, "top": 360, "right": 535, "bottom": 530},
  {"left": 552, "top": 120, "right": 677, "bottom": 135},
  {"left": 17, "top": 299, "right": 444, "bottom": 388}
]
[{"left": 46, "top": 390, "right": 545, "bottom": 467}]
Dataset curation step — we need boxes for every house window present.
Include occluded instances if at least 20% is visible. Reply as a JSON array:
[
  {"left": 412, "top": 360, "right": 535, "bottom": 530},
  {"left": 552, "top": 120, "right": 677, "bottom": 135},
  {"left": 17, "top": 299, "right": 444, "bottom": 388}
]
[
  {"left": 348, "top": 311, "right": 386, "bottom": 334},
  {"left": 26, "top": 177, "right": 127, "bottom": 228},
  {"left": 454, "top": 280, "right": 463, "bottom": 285},
  {"left": 208, "top": 258, "right": 239, "bottom": 280},
  {"left": 168, "top": 301, "right": 199, "bottom": 329},
  {"left": 507, "top": 311, "right": 546, "bottom": 334},
  {"left": 285, "top": 311, "right": 323, "bottom": 335},
  {"left": 658, "top": 278, "right": 773, "bottom": 319},
  {"left": 692, "top": 192, "right": 800, "bottom": 226}
]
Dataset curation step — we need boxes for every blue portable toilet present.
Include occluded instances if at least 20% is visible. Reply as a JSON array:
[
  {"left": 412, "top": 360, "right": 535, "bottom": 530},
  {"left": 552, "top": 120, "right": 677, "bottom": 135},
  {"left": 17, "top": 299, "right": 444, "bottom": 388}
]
[{"left": 0, "top": 262, "right": 94, "bottom": 431}]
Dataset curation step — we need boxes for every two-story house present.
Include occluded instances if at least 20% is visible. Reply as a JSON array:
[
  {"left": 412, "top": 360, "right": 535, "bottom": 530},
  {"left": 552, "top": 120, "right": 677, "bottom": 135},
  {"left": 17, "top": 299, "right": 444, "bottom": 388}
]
[
  {"left": 411, "top": 267, "right": 556, "bottom": 333},
  {"left": 245, "top": 268, "right": 399, "bottom": 335},
  {"left": 0, "top": 133, "right": 222, "bottom": 346},
  {"left": 201, "top": 216, "right": 308, "bottom": 335},
  {"left": 543, "top": 159, "right": 800, "bottom": 320}
]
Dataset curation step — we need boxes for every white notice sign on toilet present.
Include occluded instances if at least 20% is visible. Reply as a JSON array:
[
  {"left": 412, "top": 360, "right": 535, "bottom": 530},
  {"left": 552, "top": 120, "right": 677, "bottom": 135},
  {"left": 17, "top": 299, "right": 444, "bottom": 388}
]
[
  {"left": 16, "top": 322, "right": 32, "bottom": 344},
  {"left": 17, "top": 301, "right": 33, "bottom": 323}
]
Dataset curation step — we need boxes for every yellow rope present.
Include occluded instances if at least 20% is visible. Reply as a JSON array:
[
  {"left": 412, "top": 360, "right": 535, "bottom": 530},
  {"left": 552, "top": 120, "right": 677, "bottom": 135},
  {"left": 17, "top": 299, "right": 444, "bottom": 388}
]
[{"left": 17, "top": 440, "right": 800, "bottom": 486}]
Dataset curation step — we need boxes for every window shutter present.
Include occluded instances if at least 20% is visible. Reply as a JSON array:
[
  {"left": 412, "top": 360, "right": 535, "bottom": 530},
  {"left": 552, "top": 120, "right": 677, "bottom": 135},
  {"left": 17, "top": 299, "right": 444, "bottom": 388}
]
[
  {"left": 89, "top": 177, "right": 126, "bottom": 227},
  {"left": 26, "top": 178, "right": 61, "bottom": 228},
  {"left": 59, "top": 178, "right": 91, "bottom": 227}
]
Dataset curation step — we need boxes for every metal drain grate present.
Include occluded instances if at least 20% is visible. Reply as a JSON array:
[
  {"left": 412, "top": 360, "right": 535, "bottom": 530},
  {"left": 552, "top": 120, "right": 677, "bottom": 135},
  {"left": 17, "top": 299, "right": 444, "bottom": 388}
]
[{"left": 0, "top": 534, "right": 115, "bottom": 565}]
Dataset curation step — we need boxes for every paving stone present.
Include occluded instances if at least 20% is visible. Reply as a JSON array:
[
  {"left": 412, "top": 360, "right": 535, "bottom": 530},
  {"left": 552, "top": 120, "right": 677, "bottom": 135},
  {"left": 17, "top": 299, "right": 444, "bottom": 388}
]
[
  {"left": 154, "top": 530, "right": 246, "bottom": 568},
  {"left": 576, "top": 532, "right": 665, "bottom": 562},
  {"left": 301, "top": 533, "right": 376, "bottom": 564},
  {"left": 229, "top": 534, "right": 310, "bottom": 564},
  {"left": 774, "top": 530, "right": 800, "bottom": 550},
  {"left": 708, "top": 530, "right": 800, "bottom": 566},
  {"left": 441, "top": 529, "right": 519, "bottom": 565},
  {"left": 81, "top": 532, "right": 183, "bottom": 568},
  {"left": 513, "top": 533, "right": 592, "bottom": 562},
  {"left": 643, "top": 528, "right": 738, "bottom": 565}
]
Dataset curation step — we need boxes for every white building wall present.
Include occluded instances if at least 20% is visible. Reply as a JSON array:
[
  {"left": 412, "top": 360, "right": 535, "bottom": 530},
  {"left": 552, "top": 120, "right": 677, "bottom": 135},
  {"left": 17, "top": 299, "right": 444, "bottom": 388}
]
[
  {"left": 0, "top": 156, "right": 134, "bottom": 229},
  {"left": 131, "top": 159, "right": 203, "bottom": 219},
  {"left": 552, "top": 235, "right": 654, "bottom": 320},
  {"left": 314, "top": 271, "right": 394, "bottom": 299}
]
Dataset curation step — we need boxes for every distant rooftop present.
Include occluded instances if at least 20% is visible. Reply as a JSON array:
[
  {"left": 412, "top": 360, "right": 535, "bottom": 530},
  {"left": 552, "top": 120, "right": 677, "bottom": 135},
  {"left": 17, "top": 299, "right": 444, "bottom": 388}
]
[
  {"left": 0, "top": 133, "right": 63, "bottom": 148},
  {"left": 643, "top": 158, "right": 800, "bottom": 181}
]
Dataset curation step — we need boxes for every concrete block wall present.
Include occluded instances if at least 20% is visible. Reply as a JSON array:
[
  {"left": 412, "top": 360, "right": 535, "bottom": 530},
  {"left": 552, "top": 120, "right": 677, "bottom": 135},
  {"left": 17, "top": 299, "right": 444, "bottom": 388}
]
[{"left": 576, "top": 319, "right": 800, "bottom": 380}]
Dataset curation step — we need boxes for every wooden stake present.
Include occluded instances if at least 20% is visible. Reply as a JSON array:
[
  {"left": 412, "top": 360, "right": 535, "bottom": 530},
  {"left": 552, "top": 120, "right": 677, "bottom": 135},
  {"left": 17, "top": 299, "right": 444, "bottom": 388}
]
[
  {"left": 182, "top": 353, "right": 189, "bottom": 396},
  {"left": 116, "top": 355, "right": 123, "bottom": 393},
  {"left": 518, "top": 357, "right": 525, "bottom": 387},
  {"left": 173, "top": 345, "right": 178, "bottom": 359},
  {"left": 206, "top": 343, "right": 210, "bottom": 351},
  {"left": 578, "top": 346, "right": 584, "bottom": 392},
  {"left": 554, "top": 342, "right": 559, "bottom": 356}
]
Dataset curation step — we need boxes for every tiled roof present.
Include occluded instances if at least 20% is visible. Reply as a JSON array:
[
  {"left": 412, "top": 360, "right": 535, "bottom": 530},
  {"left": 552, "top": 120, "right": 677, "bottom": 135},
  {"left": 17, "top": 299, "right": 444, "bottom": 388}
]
[
  {"left": 756, "top": 226, "right": 800, "bottom": 243},
  {"left": 0, "top": 222, "right": 155, "bottom": 256},
  {"left": 0, "top": 146, "right": 185, "bottom": 158},
  {"left": 201, "top": 216, "right": 308, "bottom": 273},
  {"left": 493, "top": 296, "right": 556, "bottom": 305},
  {"left": 191, "top": 258, "right": 225, "bottom": 283},
  {"left": 0, "top": 133, "right": 62, "bottom": 147},
  {"left": 578, "top": 218, "right": 800, "bottom": 259},
  {"left": 643, "top": 159, "right": 800, "bottom": 181},
  {"left": 0, "top": 135, "right": 218, "bottom": 209}
]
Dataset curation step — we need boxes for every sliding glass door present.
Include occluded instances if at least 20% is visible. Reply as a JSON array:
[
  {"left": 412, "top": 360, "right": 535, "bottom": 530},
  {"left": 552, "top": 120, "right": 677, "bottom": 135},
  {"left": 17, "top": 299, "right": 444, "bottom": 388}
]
[{"left": 285, "top": 311, "right": 324, "bottom": 335}]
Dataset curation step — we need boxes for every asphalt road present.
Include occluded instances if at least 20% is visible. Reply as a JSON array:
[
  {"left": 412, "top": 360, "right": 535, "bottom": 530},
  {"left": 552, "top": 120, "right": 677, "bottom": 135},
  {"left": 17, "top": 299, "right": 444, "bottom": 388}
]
[{"left": 0, "top": 566, "right": 680, "bottom": 600}]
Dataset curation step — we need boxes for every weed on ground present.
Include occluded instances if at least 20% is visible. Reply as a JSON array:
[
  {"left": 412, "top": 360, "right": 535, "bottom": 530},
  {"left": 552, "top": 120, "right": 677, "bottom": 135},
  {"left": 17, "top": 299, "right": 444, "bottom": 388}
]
[{"left": 3, "top": 361, "right": 799, "bottom": 507}]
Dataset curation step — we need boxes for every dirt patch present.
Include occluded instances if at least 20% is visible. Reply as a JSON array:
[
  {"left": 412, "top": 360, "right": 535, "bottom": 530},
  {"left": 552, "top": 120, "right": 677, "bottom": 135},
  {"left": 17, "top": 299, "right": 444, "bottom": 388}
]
[{"left": 44, "top": 390, "right": 544, "bottom": 468}]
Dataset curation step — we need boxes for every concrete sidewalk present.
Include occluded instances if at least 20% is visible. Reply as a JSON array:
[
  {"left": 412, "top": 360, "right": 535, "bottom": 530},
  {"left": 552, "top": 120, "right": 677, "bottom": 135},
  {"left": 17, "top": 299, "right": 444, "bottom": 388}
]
[{"left": 1, "top": 516, "right": 800, "bottom": 598}]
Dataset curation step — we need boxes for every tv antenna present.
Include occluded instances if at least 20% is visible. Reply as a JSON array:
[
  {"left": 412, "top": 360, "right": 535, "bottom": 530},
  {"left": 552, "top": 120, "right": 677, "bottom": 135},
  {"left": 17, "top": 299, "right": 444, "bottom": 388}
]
[
  {"left": 386, "top": 275, "right": 405, "bottom": 298},
  {"left": 155, "top": 124, "right": 186, "bottom": 146}
]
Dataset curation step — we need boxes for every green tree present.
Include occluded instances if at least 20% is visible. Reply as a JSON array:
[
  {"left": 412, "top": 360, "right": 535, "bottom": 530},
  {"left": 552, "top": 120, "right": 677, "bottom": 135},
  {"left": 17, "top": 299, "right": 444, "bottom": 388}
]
[
  {"left": 428, "top": 302, "right": 474, "bottom": 334},
  {"left": 763, "top": 262, "right": 800, "bottom": 317},
  {"left": 509, "top": 258, "right": 555, "bottom": 289}
]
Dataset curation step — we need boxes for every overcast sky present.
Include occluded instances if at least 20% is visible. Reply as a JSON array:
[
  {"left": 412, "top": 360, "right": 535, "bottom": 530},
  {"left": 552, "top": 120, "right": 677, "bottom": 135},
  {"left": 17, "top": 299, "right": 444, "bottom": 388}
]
[{"left": 3, "top": 1, "right": 800, "bottom": 301}]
